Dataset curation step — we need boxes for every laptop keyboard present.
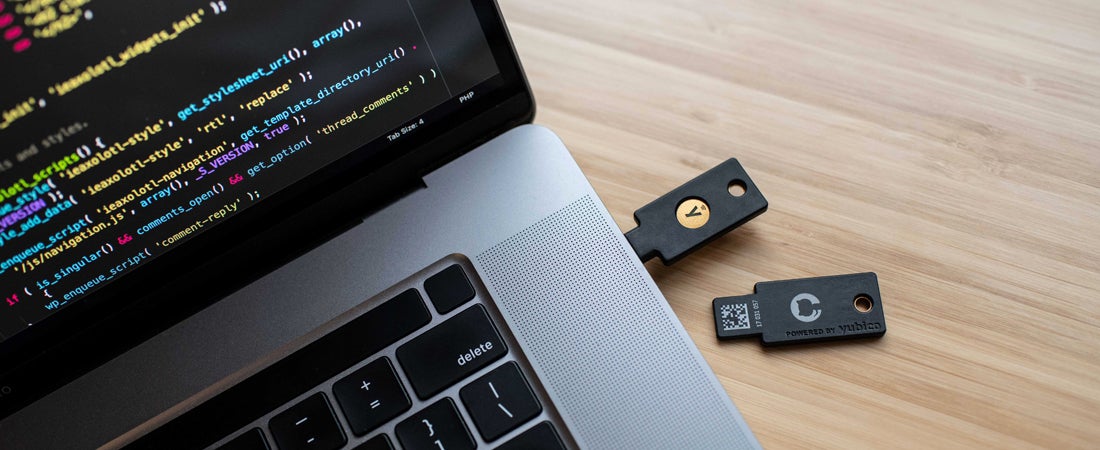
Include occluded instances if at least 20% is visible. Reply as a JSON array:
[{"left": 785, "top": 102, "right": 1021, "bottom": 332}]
[{"left": 128, "top": 258, "right": 569, "bottom": 450}]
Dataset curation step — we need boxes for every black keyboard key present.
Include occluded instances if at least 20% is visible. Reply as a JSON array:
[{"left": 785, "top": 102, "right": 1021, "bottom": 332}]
[
  {"left": 424, "top": 264, "right": 476, "bottom": 314},
  {"left": 127, "top": 289, "right": 430, "bottom": 450},
  {"left": 217, "top": 428, "right": 269, "bottom": 450},
  {"left": 460, "top": 362, "right": 542, "bottom": 441},
  {"left": 268, "top": 393, "right": 346, "bottom": 450},
  {"left": 496, "top": 422, "right": 565, "bottom": 450},
  {"left": 352, "top": 434, "right": 395, "bottom": 450},
  {"left": 397, "top": 305, "right": 507, "bottom": 398},
  {"left": 395, "top": 399, "right": 475, "bottom": 450},
  {"left": 334, "top": 357, "right": 412, "bottom": 436}
]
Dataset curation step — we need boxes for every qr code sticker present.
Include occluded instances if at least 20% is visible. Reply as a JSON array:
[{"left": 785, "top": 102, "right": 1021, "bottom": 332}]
[{"left": 720, "top": 303, "right": 751, "bottom": 331}]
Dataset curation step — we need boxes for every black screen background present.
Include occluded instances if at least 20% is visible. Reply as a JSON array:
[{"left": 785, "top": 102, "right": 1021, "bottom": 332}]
[{"left": 0, "top": 0, "right": 499, "bottom": 343}]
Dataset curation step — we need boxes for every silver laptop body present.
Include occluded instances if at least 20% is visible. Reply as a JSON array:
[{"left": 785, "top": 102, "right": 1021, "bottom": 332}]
[{"left": 0, "top": 1, "right": 758, "bottom": 448}]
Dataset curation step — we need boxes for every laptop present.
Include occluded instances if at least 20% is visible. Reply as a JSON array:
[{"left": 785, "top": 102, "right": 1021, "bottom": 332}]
[{"left": 0, "top": 1, "right": 760, "bottom": 448}]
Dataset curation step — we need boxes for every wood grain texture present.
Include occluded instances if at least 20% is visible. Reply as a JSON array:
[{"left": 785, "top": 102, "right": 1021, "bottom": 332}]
[{"left": 497, "top": 0, "right": 1100, "bottom": 447}]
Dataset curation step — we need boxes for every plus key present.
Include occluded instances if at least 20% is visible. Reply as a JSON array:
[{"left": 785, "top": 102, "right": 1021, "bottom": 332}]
[{"left": 333, "top": 357, "right": 412, "bottom": 436}]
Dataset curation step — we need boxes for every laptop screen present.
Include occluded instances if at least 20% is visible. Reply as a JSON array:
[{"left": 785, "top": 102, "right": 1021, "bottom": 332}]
[{"left": 0, "top": 0, "right": 529, "bottom": 410}]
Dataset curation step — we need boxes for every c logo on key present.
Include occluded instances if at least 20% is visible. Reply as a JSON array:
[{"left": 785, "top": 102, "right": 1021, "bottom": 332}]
[{"left": 790, "top": 293, "right": 822, "bottom": 323}]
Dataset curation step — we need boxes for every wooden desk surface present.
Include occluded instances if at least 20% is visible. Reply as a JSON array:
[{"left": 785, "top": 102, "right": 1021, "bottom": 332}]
[{"left": 498, "top": 0, "right": 1100, "bottom": 447}]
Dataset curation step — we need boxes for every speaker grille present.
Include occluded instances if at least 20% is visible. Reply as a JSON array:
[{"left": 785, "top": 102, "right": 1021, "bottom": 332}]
[{"left": 478, "top": 196, "right": 752, "bottom": 449}]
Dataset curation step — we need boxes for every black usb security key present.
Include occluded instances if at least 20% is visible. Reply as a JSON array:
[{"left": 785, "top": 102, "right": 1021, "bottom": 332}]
[
  {"left": 714, "top": 272, "right": 887, "bottom": 345},
  {"left": 624, "top": 158, "right": 767, "bottom": 265}
]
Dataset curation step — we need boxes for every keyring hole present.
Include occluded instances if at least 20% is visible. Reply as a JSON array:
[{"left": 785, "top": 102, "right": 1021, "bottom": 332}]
[
  {"left": 728, "top": 180, "right": 746, "bottom": 197},
  {"left": 853, "top": 294, "right": 874, "bottom": 313}
]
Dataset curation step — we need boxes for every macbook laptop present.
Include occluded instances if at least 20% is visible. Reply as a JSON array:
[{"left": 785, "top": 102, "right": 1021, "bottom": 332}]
[{"left": 0, "top": 1, "right": 760, "bottom": 448}]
